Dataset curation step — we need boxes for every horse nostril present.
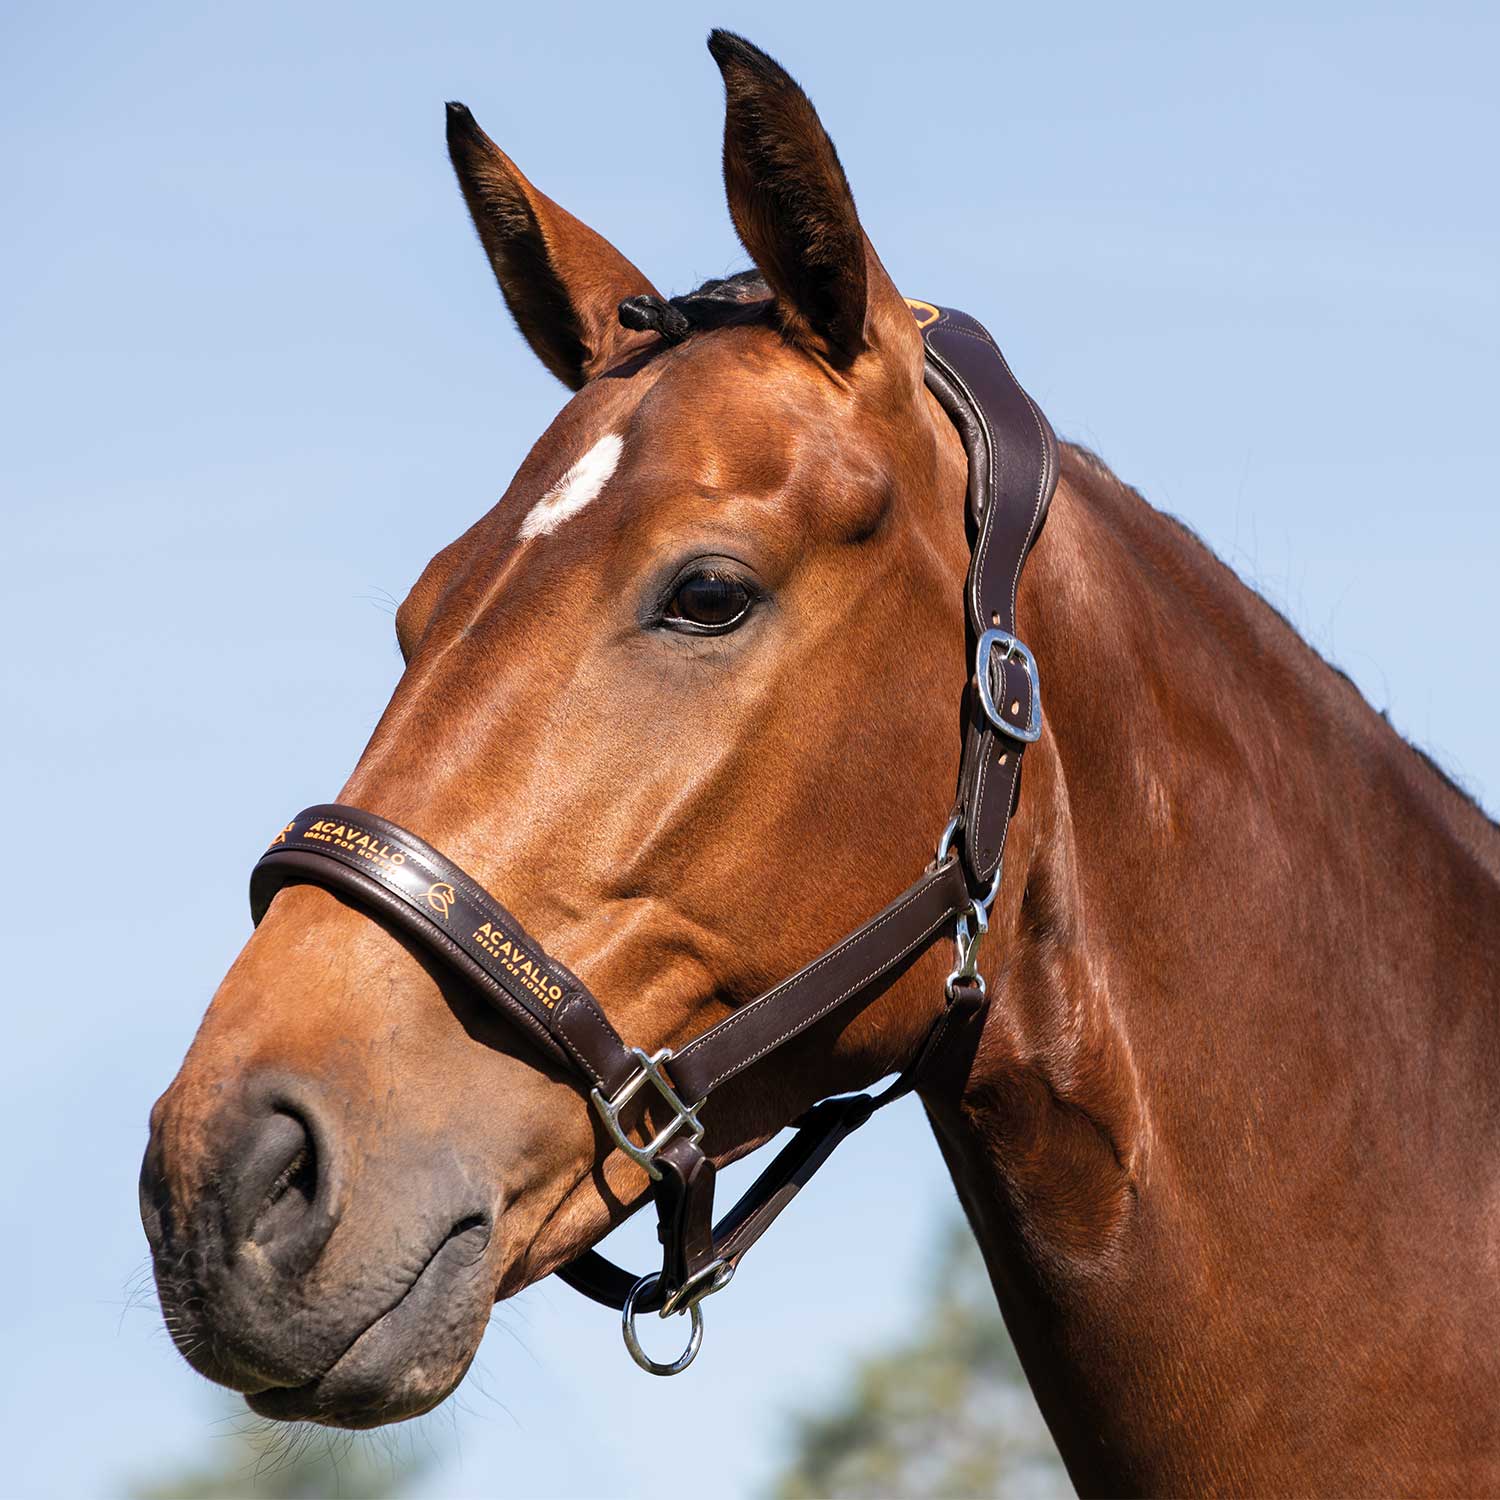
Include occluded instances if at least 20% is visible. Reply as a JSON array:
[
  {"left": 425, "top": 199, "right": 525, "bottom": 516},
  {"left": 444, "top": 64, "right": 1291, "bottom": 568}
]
[
  {"left": 138, "top": 1127, "right": 172, "bottom": 1256},
  {"left": 228, "top": 1097, "right": 342, "bottom": 1277},
  {"left": 251, "top": 1115, "right": 318, "bottom": 1247}
]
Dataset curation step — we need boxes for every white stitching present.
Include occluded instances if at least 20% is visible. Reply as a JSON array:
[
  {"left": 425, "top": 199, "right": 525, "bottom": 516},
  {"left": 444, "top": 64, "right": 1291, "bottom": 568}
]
[
  {"left": 927, "top": 343, "right": 1002, "bottom": 877},
  {"left": 929, "top": 324, "right": 1052, "bottom": 882}
]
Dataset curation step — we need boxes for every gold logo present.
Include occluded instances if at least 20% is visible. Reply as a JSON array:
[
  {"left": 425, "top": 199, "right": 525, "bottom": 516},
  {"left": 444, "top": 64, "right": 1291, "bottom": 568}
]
[
  {"left": 304, "top": 820, "right": 406, "bottom": 868},
  {"left": 473, "top": 921, "right": 565, "bottom": 1007},
  {"left": 426, "top": 881, "right": 457, "bottom": 920},
  {"left": 905, "top": 298, "right": 941, "bottom": 330},
  {"left": 269, "top": 821, "right": 294, "bottom": 847}
]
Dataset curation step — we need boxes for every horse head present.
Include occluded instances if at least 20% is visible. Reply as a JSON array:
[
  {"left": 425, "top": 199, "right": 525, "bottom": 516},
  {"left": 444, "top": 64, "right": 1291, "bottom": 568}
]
[{"left": 141, "top": 32, "right": 976, "bottom": 1428}]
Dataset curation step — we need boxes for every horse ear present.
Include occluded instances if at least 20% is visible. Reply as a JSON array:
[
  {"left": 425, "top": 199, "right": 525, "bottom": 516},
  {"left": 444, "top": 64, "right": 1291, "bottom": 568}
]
[
  {"left": 707, "top": 31, "right": 919, "bottom": 375},
  {"left": 446, "top": 102, "right": 662, "bottom": 390}
]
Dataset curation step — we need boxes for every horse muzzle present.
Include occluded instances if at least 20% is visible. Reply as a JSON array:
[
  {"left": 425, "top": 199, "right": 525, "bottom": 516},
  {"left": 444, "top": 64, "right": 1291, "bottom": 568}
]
[{"left": 139, "top": 1068, "right": 496, "bottom": 1427}]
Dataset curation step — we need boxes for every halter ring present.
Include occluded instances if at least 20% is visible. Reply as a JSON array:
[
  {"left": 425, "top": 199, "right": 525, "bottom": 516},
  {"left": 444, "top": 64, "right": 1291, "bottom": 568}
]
[{"left": 622, "top": 1275, "right": 704, "bottom": 1376}]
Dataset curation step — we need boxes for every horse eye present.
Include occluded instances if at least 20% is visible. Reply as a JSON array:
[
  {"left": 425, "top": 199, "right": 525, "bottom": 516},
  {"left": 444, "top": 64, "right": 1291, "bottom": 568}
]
[{"left": 664, "top": 571, "right": 755, "bottom": 633}]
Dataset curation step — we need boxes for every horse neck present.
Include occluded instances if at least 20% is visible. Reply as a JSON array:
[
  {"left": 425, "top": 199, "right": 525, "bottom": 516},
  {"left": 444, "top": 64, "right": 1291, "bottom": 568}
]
[{"left": 923, "top": 447, "right": 1500, "bottom": 1494}]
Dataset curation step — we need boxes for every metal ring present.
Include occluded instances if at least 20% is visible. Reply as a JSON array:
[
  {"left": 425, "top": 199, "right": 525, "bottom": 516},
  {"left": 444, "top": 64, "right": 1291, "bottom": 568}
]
[
  {"left": 936, "top": 816, "right": 1004, "bottom": 915},
  {"left": 621, "top": 1276, "right": 704, "bottom": 1377},
  {"left": 934, "top": 813, "right": 962, "bottom": 867},
  {"left": 981, "top": 854, "right": 1005, "bottom": 914}
]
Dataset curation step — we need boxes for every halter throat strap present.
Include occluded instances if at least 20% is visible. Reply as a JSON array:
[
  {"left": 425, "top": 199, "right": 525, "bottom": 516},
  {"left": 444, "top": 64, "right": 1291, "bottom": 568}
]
[{"left": 247, "top": 302, "right": 1056, "bottom": 1371}]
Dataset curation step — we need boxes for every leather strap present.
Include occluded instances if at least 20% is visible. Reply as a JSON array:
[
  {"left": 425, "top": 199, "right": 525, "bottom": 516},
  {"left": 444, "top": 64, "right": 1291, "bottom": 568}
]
[
  {"left": 251, "top": 803, "right": 973, "bottom": 1310},
  {"left": 667, "top": 854, "right": 969, "bottom": 1104},
  {"left": 923, "top": 308, "right": 1056, "bottom": 888},
  {"left": 245, "top": 301, "right": 1057, "bottom": 1332},
  {"left": 252, "top": 807, "right": 638, "bottom": 1094},
  {"left": 557, "top": 968, "right": 985, "bottom": 1314}
]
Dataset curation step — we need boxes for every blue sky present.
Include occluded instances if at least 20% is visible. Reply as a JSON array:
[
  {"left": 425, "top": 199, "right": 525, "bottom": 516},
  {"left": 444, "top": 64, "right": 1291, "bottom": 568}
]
[{"left": 1, "top": 1, "right": 1495, "bottom": 1495}]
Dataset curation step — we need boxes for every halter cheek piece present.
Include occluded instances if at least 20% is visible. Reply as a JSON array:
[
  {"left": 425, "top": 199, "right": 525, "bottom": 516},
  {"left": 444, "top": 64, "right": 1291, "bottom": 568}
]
[{"left": 249, "top": 304, "right": 1057, "bottom": 1375}]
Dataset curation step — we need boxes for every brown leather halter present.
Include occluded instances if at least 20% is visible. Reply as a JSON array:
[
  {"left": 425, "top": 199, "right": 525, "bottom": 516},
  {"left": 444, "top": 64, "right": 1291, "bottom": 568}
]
[{"left": 249, "top": 303, "right": 1056, "bottom": 1374}]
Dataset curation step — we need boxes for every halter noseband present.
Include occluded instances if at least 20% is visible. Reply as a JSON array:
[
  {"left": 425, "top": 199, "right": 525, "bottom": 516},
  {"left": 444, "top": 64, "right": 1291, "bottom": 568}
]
[{"left": 249, "top": 302, "right": 1057, "bottom": 1374}]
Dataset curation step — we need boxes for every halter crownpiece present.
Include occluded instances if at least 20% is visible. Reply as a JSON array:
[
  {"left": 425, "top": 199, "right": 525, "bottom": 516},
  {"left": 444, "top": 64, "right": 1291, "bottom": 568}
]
[{"left": 249, "top": 303, "right": 1057, "bottom": 1375}]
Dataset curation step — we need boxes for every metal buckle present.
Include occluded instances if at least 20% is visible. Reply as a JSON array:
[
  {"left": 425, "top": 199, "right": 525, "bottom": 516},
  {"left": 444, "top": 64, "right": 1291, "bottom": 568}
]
[
  {"left": 659, "top": 1257, "right": 735, "bottom": 1318},
  {"left": 590, "top": 1047, "right": 704, "bottom": 1182},
  {"left": 975, "top": 628, "right": 1042, "bottom": 743}
]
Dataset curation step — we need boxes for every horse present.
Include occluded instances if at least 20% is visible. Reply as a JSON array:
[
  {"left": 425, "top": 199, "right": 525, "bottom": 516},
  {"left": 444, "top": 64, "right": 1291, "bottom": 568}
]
[{"left": 140, "top": 29, "right": 1500, "bottom": 1495}]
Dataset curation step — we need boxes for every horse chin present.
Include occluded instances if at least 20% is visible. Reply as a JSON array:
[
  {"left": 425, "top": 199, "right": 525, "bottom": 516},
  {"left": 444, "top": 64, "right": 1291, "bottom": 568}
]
[{"left": 244, "top": 1218, "right": 495, "bottom": 1430}]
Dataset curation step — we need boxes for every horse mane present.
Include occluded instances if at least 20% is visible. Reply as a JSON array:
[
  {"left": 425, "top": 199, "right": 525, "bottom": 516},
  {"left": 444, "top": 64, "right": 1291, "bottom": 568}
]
[{"left": 1060, "top": 443, "right": 1498, "bottom": 836}]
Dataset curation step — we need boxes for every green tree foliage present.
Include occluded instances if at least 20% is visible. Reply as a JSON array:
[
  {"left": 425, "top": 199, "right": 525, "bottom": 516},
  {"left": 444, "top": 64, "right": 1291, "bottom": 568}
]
[
  {"left": 129, "top": 1413, "right": 434, "bottom": 1500},
  {"left": 770, "top": 1222, "right": 1069, "bottom": 1500}
]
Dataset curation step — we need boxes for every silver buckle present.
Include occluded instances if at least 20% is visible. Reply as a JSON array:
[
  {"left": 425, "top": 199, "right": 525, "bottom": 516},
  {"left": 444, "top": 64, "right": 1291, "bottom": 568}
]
[
  {"left": 659, "top": 1257, "right": 735, "bottom": 1318},
  {"left": 976, "top": 628, "right": 1042, "bottom": 743},
  {"left": 590, "top": 1047, "right": 704, "bottom": 1182}
]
